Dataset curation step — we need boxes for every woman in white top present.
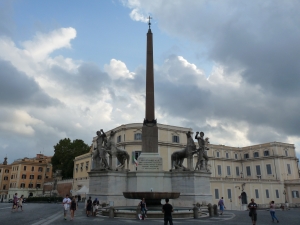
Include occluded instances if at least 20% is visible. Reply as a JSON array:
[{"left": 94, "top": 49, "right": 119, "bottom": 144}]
[{"left": 270, "top": 201, "right": 279, "bottom": 223}]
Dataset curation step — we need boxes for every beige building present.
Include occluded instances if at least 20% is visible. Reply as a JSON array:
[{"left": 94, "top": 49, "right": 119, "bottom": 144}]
[
  {"left": 0, "top": 154, "right": 53, "bottom": 201},
  {"left": 73, "top": 123, "right": 300, "bottom": 208}
]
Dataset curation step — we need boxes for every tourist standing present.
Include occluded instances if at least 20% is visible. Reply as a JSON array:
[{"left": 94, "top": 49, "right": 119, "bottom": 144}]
[
  {"left": 270, "top": 201, "right": 279, "bottom": 223},
  {"left": 162, "top": 198, "right": 173, "bottom": 225},
  {"left": 138, "top": 198, "right": 148, "bottom": 219},
  {"left": 92, "top": 198, "right": 99, "bottom": 216},
  {"left": 218, "top": 197, "right": 226, "bottom": 215},
  {"left": 248, "top": 198, "right": 258, "bottom": 225},
  {"left": 86, "top": 196, "right": 92, "bottom": 217},
  {"left": 18, "top": 195, "right": 24, "bottom": 211},
  {"left": 70, "top": 196, "right": 77, "bottom": 221},
  {"left": 62, "top": 194, "right": 71, "bottom": 220},
  {"left": 11, "top": 193, "right": 18, "bottom": 212}
]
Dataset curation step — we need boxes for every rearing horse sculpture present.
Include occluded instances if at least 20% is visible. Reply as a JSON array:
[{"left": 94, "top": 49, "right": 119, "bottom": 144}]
[
  {"left": 170, "top": 131, "right": 196, "bottom": 171},
  {"left": 106, "top": 130, "right": 130, "bottom": 171}
]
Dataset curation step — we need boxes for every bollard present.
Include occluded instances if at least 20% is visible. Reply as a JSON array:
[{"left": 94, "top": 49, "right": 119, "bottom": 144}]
[
  {"left": 193, "top": 206, "right": 199, "bottom": 219},
  {"left": 109, "top": 206, "right": 115, "bottom": 218},
  {"left": 213, "top": 204, "right": 218, "bottom": 216},
  {"left": 207, "top": 203, "right": 213, "bottom": 217}
]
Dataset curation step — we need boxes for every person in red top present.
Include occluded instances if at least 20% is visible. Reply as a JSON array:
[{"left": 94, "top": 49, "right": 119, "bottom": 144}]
[{"left": 11, "top": 193, "right": 18, "bottom": 212}]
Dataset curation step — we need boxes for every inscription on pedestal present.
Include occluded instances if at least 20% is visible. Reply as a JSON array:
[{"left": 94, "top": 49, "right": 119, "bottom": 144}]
[{"left": 137, "top": 153, "right": 162, "bottom": 171}]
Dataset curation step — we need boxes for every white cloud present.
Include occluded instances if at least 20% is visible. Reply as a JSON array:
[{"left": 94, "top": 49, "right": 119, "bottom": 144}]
[{"left": 104, "top": 59, "right": 135, "bottom": 79}]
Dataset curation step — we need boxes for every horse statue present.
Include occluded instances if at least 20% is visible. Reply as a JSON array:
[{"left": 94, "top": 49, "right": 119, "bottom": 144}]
[
  {"left": 92, "top": 129, "right": 110, "bottom": 170},
  {"left": 170, "top": 131, "right": 197, "bottom": 171},
  {"left": 106, "top": 130, "right": 130, "bottom": 171}
]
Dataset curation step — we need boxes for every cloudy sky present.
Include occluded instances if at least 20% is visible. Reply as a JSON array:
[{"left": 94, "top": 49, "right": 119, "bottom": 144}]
[{"left": 1, "top": 0, "right": 300, "bottom": 163}]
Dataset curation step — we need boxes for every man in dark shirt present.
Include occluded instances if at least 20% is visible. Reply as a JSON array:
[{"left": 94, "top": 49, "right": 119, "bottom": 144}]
[
  {"left": 86, "top": 196, "right": 92, "bottom": 217},
  {"left": 162, "top": 198, "right": 173, "bottom": 225},
  {"left": 248, "top": 198, "right": 258, "bottom": 225}
]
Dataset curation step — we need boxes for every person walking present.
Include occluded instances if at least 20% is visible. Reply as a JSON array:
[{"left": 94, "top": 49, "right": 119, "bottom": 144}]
[
  {"left": 18, "top": 195, "right": 24, "bottom": 211},
  {"left": 162, "top": 198, "right": 173, "bottom": 225},
  {"left": 11, "top": 193, "right": 18, "bottom": 212},
  {"left": 138, "top": 198, "right": 148, "bottom": 219},
  {"left": 218, "top": 197, "right": 226, "bottom": 215},
  {"left": 270, "top": 201, "right": 279, "bottom": 223},
  {"left": 70, "top": 196, "right": 77, "bottom": 221},
  {"left": 86, "top": 196, "right": 92, "bottom": 217},
  {"left": 248, "top": 198, "right": 258, "bottom": 225},
  {"left": 92, "top": 198, "right": 99, "bottom": 216},
  {"left": 62, "top": 194, "right": 71, "bottom": 220}
]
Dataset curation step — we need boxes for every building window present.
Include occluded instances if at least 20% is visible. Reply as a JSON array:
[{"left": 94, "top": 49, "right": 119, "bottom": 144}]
[
  {"left": 31, "top": 166, "right": 34, "bottom": 171},
  {"left": 117, "top": 135, "right": 121, "bottom": 143},
  {"left": 134, "top": 133, "right": 142, "bottom": 140},
  {"left": 11, "top": 175, "right": 13, "bottom": 179},
  {"left": 172, "top": 135, "right": 180, "bottom": 143},
  {"left": 276, "top": 190, "right": 279, "bottom": 198},
  {"left": 266, "top": 189, "right": 270, "bottom": 198},
  {"left": 4, "top": 176, "right": 8, "bottom": 180},
  {"left": 37, "top": 175, "right": 42, "bottom": 180},
  {"left": 292, "top": 191, "right": 299, "bottom": 198},
  {"left": 5, "top": 169, "right": 9, "bottom": 173},
  {"left": 22, "top": 174, "right": 26, "bottom": 179},
  {"left": 81, "top": 163, "right": 83, "bottom": 171},
  {"left": 264, "top": 150, "right": 270, "bottom": 156},
  {"left": 47, "top": 167, "right": 50, "bottom": 172},
  {"left": 29, "top": 175, "right": 34, "bottom": 179},
  {"left": 3, "top": 185, "right": 6, "bottom": 190},
  {"left": 287, "top": 164, "right": 291, "bottom": 174},
  {"left": 20, "top": 183, "right": 25, "bottom": 188},
  {"left": 236, "top": 167, "right": 240, "bottom": 176},
  {"left": 28, "top": 183, "right": 33, "bottom": 188},
  {"left": 24, "top": 166, "right": 27, "bottom": 171},
  {"left": 36, "top": 184, "right": 41, "bottom": 188},
  {"left": 266, "top": 164, "right": 272, "bottom": 175},
  {"left": 246, "top": 166, "right": 251, "bottom": 176},
  {"left": 86, "top": 162, "right": 89, "bottom": 170},
  {"left": 256, "top": 165, "right": 261, "bottom": 176},
  {"left": 235, "top": 154, "right": 238, "bottom": 159},
  {"left": 38, "top": 167, "right": 43, "bottom": 172},
  {"left": 227, "top": 189, "right": 232, "bottom": 199},
  {"left": 244, "top": 153, "right": 249, "bottom": 159},
  {"left": 226, "top": 152, "right": 229, "bottom": 159},
  {"left": 253, "top": 152, "right": 259, "bottom": 158},
  {"left": 216, "top": 152, "right": 220, "bottom": 158},
  {"left": 215, "top": 189, "right": 219, "bottom": 199},
  {"left": 217, "top": 165, "right": 222, "bottom": 175},
  {"left": 255, "top": 189, "right": 259, "bottom": 199},
  {"left": 227, "top": 166, "right": 231, "bottom": 176}
]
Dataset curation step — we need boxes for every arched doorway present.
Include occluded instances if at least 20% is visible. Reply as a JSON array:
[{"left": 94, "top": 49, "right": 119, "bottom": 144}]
[
  {"left": 241, "top": 192, "right": 247, "bottom": 204},
  {"left": 29, "top": 192, "right": 33, "bottom": 197}
]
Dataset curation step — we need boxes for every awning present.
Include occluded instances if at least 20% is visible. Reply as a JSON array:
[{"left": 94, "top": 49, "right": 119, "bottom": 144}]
[{"left": 75, "top": 185, "right": 89, "bottom": 194}]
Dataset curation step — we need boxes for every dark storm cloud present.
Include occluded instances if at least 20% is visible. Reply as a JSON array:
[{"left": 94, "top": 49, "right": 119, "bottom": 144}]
[
  {"left": 50, "top": 62, "right": 110, "bottom": 96},
  {"left": 0, "top": 60, "right": 59, "bottom": 107}
]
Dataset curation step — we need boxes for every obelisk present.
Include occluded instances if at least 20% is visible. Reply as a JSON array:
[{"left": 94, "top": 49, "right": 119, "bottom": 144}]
[{"left": 138, "top": 17, "right": 162, "bottom": 171}]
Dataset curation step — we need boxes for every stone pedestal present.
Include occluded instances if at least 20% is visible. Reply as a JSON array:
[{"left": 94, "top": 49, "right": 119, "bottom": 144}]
[
  {"left": 142, "top": 125, "right": 158, "bottom": 153},
  {"left": 171, "top": 171, "right": 212, "bottom": 207},
  {"left": 88, "top": 171, "right": 127, "bottom": 206}
]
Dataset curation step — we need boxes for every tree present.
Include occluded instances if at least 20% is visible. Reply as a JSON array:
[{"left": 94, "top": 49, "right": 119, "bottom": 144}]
[{"left": 51, "top": 138, "right": 90, "bottom": 178}]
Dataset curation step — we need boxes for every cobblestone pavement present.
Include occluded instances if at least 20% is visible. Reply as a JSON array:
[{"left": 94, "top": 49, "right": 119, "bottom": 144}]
[{"left": 1, "top": 203, "right": 300, "bottom": 225}]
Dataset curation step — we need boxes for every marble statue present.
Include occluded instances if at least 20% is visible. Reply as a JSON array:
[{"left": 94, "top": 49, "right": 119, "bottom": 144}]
[
  {"left": 194, "top": 131, "right": 210, "bottom": 171},
  {"left": 170, "top": 131, "right": 197, "bottom": 171},
  {"left": 106, "top": 130, "right": 130, "bottom": 171},
  {"left": 92, "top": 129, "right": 110, "bottom": 170}
]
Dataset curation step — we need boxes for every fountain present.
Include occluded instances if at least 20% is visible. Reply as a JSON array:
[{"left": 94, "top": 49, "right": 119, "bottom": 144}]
[{"left": 123, "top": 192, "right": 180, "bottom": 206}]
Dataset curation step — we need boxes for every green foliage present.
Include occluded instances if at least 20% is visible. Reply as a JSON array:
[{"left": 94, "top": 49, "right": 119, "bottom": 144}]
[
  {"left": 26, "top": 196, "right": 63, "bottom": 203},
  {"left": 51, "top": 138, "right": 90, "bottom": 178}
]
